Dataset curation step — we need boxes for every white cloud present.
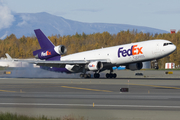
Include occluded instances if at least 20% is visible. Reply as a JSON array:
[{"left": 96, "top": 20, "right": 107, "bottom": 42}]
[
  {"left": 17, "top": 14, "right": 37, "bottom": 27},
  {"left": 17, "top": 14, "right": 31, "bottom": 26},
  {"left": 0, "top": 2, "right": 14, "bottom": 30}
]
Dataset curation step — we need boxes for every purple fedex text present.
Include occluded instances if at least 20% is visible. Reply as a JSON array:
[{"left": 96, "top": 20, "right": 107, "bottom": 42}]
[
  {"left": 118, "top": 45, "right": 143, "bottom": 58},
  {"left": 118, "top": 46, "right": 133, "bottom": 57}
]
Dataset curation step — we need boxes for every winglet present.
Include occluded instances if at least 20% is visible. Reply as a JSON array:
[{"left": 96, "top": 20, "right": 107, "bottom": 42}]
[{"left": 5, "top": 53, "right": 12, "bottom": 60}]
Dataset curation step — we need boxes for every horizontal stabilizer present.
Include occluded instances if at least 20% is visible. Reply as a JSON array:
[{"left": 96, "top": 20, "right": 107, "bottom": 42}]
[{"left": 33, "top": 49, "right": 43, "bottom": 56}]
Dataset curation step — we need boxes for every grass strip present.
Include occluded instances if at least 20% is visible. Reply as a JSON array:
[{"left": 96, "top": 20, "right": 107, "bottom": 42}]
[{"left": 0, "top": 112, "right": 86, "bottom": 120}]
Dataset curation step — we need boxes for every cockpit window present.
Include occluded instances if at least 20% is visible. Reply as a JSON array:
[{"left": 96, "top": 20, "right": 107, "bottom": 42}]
[{"left": 163, "top": 43, "right": 173, "bottom": 46}]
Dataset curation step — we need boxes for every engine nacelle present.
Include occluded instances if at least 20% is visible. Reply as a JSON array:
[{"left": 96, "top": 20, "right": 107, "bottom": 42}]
[
  {"left": 87, "top": 61, "right": 103, "bottom": 71},
  {"left": 54, "top": 45, "right": 67, "bottom": 55},
  {"left": 35, "top": 45, "right": 67, "bottom": 60},
  {"left": 126, "top": 62, "right": 143, "bottom": 71}
]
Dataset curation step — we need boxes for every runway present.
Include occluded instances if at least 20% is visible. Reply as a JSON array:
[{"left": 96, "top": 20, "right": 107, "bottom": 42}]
[{"left": 0, "top": 77, "right": 180, "bottom": 120}]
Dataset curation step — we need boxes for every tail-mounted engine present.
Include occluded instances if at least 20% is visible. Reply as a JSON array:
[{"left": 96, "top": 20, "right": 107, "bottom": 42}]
[
  {"left": 126, "top": 62, "right": 143, "bottom": 71},
  {"left": 35, "top": 45, "right": 67, "bottom": 60},
  {"left": 54, "top": 45, "right": 67, "bottom": 55}
]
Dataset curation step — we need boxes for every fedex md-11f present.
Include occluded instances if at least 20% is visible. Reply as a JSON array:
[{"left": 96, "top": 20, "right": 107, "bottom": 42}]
[{"left": 31, "top": 29, "right": 176, "bottom": 78}]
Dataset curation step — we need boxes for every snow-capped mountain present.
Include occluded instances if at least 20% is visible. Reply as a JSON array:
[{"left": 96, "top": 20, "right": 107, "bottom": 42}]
[{"left": 0, "top": 12, "right": 168, "bottom": 39}]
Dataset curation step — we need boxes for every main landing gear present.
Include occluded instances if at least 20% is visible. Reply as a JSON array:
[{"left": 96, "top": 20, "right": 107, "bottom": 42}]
[
  {"left": 80, "top": 73, "right": 100, "bottom": 78},
  {"left": 106, "top": 68, "right": 117, "bottom": 78},
  {"left": 106, "top": 73, "right": 117, "bottom": 78},
  {"left": 80, "top": 69, "right": 117, "bottom": 78},
  {"left": 80, "top": 73, "right": 91, "bottom": 78},
  {"left": 80, "top": 72, "right": 117, "bottom": 78},
  {"left": 94, "top": 73, "right": 100, "bottom": 78}
]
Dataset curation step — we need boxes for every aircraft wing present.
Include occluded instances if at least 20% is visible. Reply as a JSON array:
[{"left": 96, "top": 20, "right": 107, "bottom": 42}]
[
  {"left": 32, "top": 60, "right": 88, "bottom": 68},
  {"left": 15, "top": 59, "right": 111, "bottom": 68}
]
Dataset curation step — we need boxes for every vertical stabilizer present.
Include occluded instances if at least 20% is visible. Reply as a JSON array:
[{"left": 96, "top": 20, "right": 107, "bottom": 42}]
[
  {"left": 34, "top": 29, "right": 54, "bottom": 50},
  {"left": 33, "top": 29, "right": 61, "bottom": 61},
  {"left": 33, "top": 29, "right": 55, "bottom": 56},
  {"left": 5, "top": 53, "right": 12, "bottom": 60}
]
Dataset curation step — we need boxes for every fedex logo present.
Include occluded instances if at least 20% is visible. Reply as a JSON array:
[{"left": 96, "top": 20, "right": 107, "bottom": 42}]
[
  {"left": 41, "top": 51, "right": 51, "bottom": 56},
  {"left": 89, "top": 64, "right": 95, "bottom": 67},
  {"left": 118, "top": 45, "right": 143, "bottom": 58}
]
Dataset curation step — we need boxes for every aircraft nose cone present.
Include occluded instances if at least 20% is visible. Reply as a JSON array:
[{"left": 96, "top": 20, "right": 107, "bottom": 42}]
[
  {"left": 172, "top": 44, "right": 177, "bottom": 51},
  {"left": 173, "top": 45, "right": 176, "bottom": 51}
]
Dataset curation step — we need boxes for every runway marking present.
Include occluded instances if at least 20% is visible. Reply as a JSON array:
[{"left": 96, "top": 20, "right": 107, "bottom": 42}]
[
  {"left": 0, "top": 89, "right": 17, "bottom": 93},
  {"left": 0, "top": 103, "right": 180, "bottom": 109},
  {"left": 61, "top": 86, "right": 112, "bottom": 92},
  {"left": 128, "top": 83, "right": 180, "bottom": 89}
]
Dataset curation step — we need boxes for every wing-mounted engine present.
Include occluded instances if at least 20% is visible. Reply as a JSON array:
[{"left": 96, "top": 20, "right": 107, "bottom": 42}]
[
  {"left": 87, "top": 61, "right": 103, "bottom": 71},
  {"left": 35, "top": 45, "right": 67, "bottom": 60},
  {"left": 126, "top": 62, "right": 143, "bottom": 71}
]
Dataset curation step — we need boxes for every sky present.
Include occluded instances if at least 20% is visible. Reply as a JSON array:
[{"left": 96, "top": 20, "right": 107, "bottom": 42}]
[{"left": 1, "top": 0, "right": 180, "bottom": 31}]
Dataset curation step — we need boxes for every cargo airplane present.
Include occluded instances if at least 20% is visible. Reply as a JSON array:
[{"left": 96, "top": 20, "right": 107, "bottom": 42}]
[{"left": 26, "top": 29, "right": 176, "bottom": 78}]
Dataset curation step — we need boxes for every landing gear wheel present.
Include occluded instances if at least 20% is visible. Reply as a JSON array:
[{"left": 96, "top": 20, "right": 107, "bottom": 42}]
[
  {"left": 80, "top": 74, "right": 84, "bottom": 78},
  {"left": 155, "top": 66, "right": 159, "bottom": 70},
  {"left": 106, "top": 73, "right": 110, "bottom": 78},
  {"left": 106, "top": 73, "right": 117, "bottom": 78},
  {"left": 84, "top": 74, "right": 88, "bottom": 78},
  {"left": 113, "top": 73, "right": 117, "bottom": 78},
  {"left": 94, "top": 73, "right": 100, "bottom": 78},
  {"left": 87, "top": 73, "right": 91, "bottom": 78},
  {"left": 80, "top": 73, "right": 91, "bottom": 78},
  {"left": 109, "top": 74, "right": 113, "bottom": 78}
]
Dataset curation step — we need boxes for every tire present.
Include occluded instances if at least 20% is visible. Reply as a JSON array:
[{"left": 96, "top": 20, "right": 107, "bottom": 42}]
[
  {"left": 94, "top": 74, "right": 96, "bottom": 78},
  {"left": 113, "top": 73, "right": 117, "bottom": 78},
  {"left": 80, "top": 74, "right": 84, "bottom": 78},
  {"left": 106, "top": 73, "right": 110, "bottom": 78},
  {"left": 97, "top": 73, "right": 100, "bottom": 78},
  {"left": 110, "top": 74, "right": 112, "bottom": 78},
  {"left": 94, "top": 73, "right": 100, "bottom": 78},
  {"left": 84, "top": 74, "right": 88, "bottom": 78},
  {"left": 87, "top": 73, "right": 91, "bottom": 78}
]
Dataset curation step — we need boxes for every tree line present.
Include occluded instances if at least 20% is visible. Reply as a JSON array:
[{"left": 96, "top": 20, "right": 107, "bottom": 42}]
[{"left": 0, "top": 30, "right": 179, "bottom": 69}]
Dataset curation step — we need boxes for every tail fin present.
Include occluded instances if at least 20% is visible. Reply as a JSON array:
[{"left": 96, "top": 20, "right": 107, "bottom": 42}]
[
  {"left": 33, "top": 29, "right": 54, "bottom": 56},
  {"left": 5, "top": 53, "right": 12, "bottom": 60}
]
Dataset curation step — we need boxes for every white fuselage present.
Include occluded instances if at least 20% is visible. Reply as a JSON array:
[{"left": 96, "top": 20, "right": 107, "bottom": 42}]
[{"left": 61, "top": 39, "right": 176, "bottom": 66}]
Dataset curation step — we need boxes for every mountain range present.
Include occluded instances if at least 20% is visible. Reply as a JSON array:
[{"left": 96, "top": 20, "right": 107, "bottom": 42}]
[{"left": 0, "top": 12, "right": 169, "bottom": 39}]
